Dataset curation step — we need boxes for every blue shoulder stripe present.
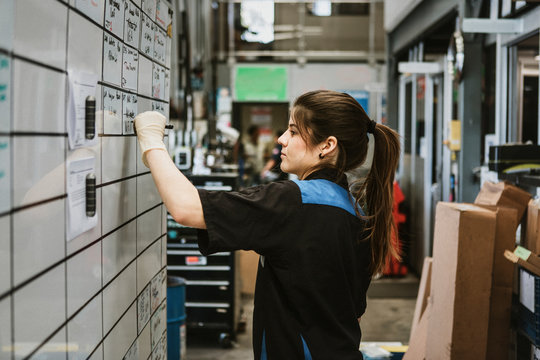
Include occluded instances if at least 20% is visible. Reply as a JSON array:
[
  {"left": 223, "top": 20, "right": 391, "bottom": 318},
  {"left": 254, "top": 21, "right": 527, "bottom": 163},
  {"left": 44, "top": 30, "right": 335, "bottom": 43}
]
[{"left": 293, "top": 179, "right": 362, "bottom": 216}]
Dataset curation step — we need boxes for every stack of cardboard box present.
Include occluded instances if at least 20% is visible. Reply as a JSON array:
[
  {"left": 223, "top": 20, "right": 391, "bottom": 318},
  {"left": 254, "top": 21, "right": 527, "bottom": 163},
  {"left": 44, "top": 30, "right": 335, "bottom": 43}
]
[{"left": 405, "top": 182, "right": 531, "bottom": 359}]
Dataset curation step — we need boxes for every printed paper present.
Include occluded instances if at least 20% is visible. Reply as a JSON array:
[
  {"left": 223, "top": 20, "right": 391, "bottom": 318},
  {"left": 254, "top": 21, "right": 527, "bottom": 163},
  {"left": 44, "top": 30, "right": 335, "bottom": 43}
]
[
  {"left": 67, "top": 70, "right": 99, "bottom": 149},
  {"left": 520, "top": 269, "right": 536, "bottom": 313},
  {"left": 67, "top": 157, "right": 98, "bottom": 241}
]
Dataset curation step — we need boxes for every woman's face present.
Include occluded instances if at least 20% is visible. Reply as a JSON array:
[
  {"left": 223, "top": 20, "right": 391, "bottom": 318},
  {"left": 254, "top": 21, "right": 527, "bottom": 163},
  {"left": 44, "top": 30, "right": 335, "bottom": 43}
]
[{"left": 278, "top": 117, "right": 320, "bottom": 179}]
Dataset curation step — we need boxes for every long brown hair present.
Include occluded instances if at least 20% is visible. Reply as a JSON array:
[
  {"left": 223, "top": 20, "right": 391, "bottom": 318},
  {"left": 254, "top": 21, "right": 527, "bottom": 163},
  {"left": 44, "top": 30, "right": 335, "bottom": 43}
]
[{"left": 291, "top": 90, "right": 401, "bottom": 275}]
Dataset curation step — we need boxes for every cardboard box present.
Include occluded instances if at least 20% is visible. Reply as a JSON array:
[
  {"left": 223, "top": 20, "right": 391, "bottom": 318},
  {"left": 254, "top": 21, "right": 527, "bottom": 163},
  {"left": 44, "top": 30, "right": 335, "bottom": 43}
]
[
  {"left": 475, "top": 205, "right": 518, "bottom": 287},
  {"left": 409, "top": 257, "right": 432, "bottom": 343},
  {"left": 486, "top": 286, "right": 513, "bottom": 360},
  {"left": 526, "top": 200, "right": 540, "bottom": 253},
  {"left": 426, "top": 202, "right": 496, "bottom": 360},
  {"left": 505, "top": 249, "right": 540, "bottom": 277},
  {"left": 472, "top": 206, "right": 516, "bottom": 359},
  {"left": 239, "top": 250, "right": 259, "bottom": 295},
  {"left": 403, "top": 301, "right": 430, "bottom": 360},
  {"left": 474, "top": 181, "right": 531, "bottom": 223}
]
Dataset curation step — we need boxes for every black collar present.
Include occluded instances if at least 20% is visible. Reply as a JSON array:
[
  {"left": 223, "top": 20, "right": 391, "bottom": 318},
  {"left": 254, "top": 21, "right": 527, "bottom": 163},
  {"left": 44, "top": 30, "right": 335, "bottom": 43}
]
[{"left": 304, "top": 168, "right": 349, "bottom": 190}]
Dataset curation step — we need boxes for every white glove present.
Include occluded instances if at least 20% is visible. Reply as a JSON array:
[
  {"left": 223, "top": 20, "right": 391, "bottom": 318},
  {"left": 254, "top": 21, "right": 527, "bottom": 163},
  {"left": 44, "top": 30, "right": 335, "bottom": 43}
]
[{"left": 134, "top": 111, "right": 167, "bottom": 167}]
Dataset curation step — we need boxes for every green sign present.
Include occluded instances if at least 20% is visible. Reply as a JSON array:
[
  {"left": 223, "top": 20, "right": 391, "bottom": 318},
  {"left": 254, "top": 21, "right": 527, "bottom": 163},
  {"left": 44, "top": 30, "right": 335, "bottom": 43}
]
[
  {"left": 515, "top": 246, "right": 532, "bottom": 261},
  {"left": 235, "top": 67, "right": 288, "bottom": 101}
]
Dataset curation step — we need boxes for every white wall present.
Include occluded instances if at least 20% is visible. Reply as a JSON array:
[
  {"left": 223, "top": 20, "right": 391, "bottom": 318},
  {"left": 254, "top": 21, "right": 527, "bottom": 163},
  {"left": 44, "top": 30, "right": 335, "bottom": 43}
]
[{"left": 0, "top": 0, "right": 171, "bottom": 359}]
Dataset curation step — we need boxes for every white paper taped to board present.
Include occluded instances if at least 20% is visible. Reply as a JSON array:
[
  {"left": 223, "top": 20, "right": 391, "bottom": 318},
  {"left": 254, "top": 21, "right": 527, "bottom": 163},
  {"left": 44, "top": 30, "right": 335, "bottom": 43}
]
[
  {"left": 67, "top": 156, "right": 97, "bottom": 241},
  {"left": 67, "top": 70, "right": 99, "bottom": 150},
  {"left": 153, "top": 27, "right": 166, "bottom": 64},
  {"left": 103, "top": 33, "right": 122, "bottom": 86},
  {"left": 152, "top": 63, "right": 165, "bottom": 100},
  {"left": 75, "top": 0, "right": 103, "bottom": 24},
  {"left": 123, "top": 93, "right": 137, "bottom": 134},
  {"left": 520, "top": 269, "right": 536, "bottom": 314},
  {"left": 103, "top": 86, "right": 123, "bottom": 134},
  {"left": 105, "top": 0, "right": 126, "bottom": 39},
  {"left": 140, "top": 14, "right": 155, "bottom": 58},
  {"left": 124, "top": 2, "right": 141, "bottom": 48},
  {"left": 142, "top": 0, "right": 157, "bottom": 20},
  {"left": 122, "top": 45, "right": 139, "bottom": 90}
]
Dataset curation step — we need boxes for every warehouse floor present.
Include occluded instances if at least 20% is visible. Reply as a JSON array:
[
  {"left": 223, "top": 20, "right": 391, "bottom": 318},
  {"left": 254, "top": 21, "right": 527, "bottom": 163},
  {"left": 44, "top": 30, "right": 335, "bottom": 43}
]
[{"left": 185, "top": 275, "right": 418, "bottom": 360}]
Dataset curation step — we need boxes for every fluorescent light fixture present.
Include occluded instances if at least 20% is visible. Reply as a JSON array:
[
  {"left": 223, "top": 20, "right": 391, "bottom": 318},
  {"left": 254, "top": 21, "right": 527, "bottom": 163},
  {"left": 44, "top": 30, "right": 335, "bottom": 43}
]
[
  {"left": 313, "top": 0, "right": 332, "bottom": 16},
  {"left": 240, "top": 1, "right": 275, "bottom": 44}
]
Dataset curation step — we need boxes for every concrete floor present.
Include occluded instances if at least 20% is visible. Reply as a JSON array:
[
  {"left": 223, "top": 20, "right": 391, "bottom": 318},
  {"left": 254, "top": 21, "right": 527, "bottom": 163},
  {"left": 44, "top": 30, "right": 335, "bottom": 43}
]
[{"left": 185, "top": 275, "right": 418, "bottom": 359}]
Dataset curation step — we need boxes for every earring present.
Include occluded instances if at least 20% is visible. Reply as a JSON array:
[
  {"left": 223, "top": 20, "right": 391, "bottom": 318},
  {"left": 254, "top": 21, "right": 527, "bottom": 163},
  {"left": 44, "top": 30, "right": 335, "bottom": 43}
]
[{"left": 319, "top": 153, "right": 325, "bottom": 159}]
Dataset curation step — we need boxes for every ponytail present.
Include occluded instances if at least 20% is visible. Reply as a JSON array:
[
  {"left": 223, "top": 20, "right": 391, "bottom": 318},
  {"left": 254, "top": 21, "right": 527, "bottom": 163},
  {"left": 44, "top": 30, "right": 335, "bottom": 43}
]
[
  {"left": 352, "top": 123, "right": 401, "bottom": 275},
  {"left": 291, "top": 90, "right": 402, "bottom": 276}
]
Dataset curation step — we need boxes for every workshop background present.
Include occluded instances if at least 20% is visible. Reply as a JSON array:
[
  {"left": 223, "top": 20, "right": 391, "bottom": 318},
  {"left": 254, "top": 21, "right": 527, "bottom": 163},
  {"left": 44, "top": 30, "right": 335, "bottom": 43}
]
[{"left": 0, "top": 0, "right": 539, "bottom": 359}]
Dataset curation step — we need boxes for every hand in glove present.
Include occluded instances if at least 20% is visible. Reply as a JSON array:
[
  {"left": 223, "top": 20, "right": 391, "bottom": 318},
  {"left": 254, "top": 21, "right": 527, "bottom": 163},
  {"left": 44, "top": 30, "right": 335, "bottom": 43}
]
[{"left": 134, "top": 111, "right": 167, "bottom": 167}]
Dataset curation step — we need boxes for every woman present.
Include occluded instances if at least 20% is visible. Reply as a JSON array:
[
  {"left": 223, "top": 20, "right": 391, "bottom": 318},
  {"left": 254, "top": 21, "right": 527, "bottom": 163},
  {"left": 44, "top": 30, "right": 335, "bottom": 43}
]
[{"left": 135, "top": 90, "right": 400, "bottom": 360}]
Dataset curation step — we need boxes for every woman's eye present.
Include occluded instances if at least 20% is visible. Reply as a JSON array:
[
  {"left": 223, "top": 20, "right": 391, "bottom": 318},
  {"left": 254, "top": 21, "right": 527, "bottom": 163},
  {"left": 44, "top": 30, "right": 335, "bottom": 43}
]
[{"left": 289, "top": 130, "right": 296, "bottom": 135}]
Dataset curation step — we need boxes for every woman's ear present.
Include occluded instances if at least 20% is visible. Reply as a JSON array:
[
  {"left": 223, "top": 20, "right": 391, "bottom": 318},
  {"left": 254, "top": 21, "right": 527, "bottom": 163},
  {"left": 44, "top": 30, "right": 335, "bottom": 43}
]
[{"left": 320, "top": 136, "right": 338, "bottom": 157}]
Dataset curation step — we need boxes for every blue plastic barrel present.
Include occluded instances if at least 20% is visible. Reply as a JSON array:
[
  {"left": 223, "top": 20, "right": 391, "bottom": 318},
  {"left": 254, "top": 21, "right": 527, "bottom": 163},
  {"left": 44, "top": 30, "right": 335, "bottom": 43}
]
[{"left": 167, "top": 276, "right": 187, "bottom": 360}]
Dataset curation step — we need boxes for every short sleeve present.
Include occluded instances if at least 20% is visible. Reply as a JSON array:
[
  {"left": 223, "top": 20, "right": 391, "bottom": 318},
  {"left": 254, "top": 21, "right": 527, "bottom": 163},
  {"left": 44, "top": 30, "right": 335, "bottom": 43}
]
[{"left": 197, "top": 180, "right": 300, "bottom": 256}]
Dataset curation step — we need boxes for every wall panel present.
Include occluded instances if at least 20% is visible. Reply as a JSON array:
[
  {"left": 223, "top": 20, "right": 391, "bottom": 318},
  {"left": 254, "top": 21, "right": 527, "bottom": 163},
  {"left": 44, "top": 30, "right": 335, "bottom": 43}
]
[
  {"left": 12, "top": 137, "right": 65, "bottom": 207},
  {"left": 0, "top": 296, "right": 10, "bottom": 360},
  {"left": 102, "top": 221, "right": 137, "bottom": 284},
  {"left": 67, "top": 294, "right": 103, "bottom": 360},
  {"left": 66, "top": 241, "right": 102, "bottom": 316},
  {"left": 1, "top": 0, "right": 172, "bottom": 358},
  {"left": 103, "top": 262, "right": 136, "bottom": 334},
  {"left": 14, "top": 0, "right": 67, "bottom": 70},
  {"left": 13, "top": 60, "right": 66, "bottom": 133},
  {"left": 13, "top": 265, "right": 66, "bottom": 358},
  {"left": 103, "top": 303, "right": 137, "bottom": 360},
  {"left": 13, "top": 199, "right": 65, "bottom": 285},
  {"left": 0, "top": 216, "right": 9, "bottom": 295}
]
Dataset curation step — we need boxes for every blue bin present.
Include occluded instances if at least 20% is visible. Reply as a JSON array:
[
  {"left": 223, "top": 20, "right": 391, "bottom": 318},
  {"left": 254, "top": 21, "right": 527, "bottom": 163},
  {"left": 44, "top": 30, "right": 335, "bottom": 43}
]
[{"left": 167, "top": 276, "right": 187, "bottom": 360}]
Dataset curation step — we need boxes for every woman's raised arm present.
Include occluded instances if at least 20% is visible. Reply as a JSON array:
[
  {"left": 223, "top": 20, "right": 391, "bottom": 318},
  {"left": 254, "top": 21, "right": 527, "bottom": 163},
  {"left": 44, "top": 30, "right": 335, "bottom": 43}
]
[{"left": 134, "top": 111, "right": 206, "bottom": 229}]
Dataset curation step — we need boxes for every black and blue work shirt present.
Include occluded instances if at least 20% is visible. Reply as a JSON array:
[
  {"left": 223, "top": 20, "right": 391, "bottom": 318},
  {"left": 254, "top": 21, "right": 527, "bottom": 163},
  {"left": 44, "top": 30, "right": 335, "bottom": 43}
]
[{"left": 198, "top": 169, "right": 372, "bottom": 360}]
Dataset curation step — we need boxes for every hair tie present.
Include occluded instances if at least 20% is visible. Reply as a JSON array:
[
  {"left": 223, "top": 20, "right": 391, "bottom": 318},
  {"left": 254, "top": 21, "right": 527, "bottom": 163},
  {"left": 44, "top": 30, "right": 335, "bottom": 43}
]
[{"left": 367, "top": 120, "right": 377, "bottom": 134}]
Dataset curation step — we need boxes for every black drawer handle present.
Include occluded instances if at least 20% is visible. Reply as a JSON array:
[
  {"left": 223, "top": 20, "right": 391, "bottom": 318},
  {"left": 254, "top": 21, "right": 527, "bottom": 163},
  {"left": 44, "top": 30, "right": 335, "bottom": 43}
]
[
  {"left": 86, "top": 173, "right": 96, "bottom": 217},
  {"left": 85, "top": 96, "right": 96, "bottom": 139}
]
